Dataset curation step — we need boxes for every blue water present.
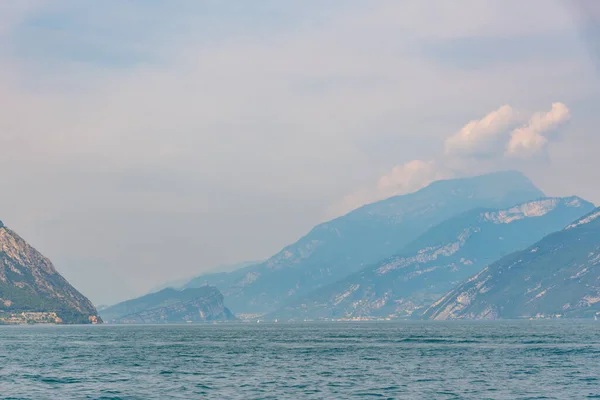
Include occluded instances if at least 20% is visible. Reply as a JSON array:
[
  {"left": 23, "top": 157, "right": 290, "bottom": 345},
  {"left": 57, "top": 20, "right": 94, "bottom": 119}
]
[{"left": 0, "top": 321, "right": 599, "bottom": 399}]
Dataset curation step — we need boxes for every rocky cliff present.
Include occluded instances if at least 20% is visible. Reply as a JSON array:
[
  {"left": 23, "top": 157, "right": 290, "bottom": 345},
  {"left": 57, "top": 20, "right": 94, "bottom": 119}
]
[
  {"left": 0, "top": 220, "right": 101, "bottom": 324},
  {"left": 100, "top": 286, "right": 235, "bottom": 323}
]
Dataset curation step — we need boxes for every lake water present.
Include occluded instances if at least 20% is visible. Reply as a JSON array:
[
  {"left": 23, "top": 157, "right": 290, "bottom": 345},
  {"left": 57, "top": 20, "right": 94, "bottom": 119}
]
[{"left": 0, "top": 321, "right": 599, "bottom": 399}]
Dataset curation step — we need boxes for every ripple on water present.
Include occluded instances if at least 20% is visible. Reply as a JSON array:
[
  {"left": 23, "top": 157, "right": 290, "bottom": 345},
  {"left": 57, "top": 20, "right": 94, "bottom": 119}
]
[{"left": 0, "top": 321, "right": 599, "bottom": 399}]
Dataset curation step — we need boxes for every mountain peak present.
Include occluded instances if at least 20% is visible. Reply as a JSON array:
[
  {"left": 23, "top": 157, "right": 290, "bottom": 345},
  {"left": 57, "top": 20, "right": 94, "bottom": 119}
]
[
  {"left": 423, "top": 170, "right": 540, "bottom": 194},
  {"left": 352, "top": 170, "right": 545, "bottom": 219}
]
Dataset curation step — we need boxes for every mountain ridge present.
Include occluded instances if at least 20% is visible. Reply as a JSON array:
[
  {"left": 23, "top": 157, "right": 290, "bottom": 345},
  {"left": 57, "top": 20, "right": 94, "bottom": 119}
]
[
  {"left": 267, "top": 196, "right": 595, "bottom": 321},
  {"left": 423, "top": 207, "right": 600, "bottom": 320},
  {"left": 181, "top": 171, "right": 546, "bottom": 314}
]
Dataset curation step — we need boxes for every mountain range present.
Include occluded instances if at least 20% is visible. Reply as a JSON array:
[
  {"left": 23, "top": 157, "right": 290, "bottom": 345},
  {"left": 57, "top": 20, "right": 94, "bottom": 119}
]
[
  {"left": 183, "top": 171, "right": 547, "bottom": 314},
  {"left": 423, "top": 208, "right": 600, "bottom": 320},
  {"left": 6, "top": 169, "right": 597, "bottom": 324},
  {"left": 268, "top": 196, "right": 594, "bottom": 321},
  {"left": 115, "top": 170, "right": 600, "bottom": 320}
]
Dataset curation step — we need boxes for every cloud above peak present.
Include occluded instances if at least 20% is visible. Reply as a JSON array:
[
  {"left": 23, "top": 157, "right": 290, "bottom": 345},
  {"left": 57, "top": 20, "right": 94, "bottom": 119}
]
[
  {"left": 445, "top": 102, "right": 571, "bottom": 160},
  {"left": 334, "top": 101, "right": 572, "bottom": 216},
  {"left": 444, "top": 105, "right": 521, "bottom": 157},
  {"left": 506, "top": 102, "right": 571, "bottom": 158},
  {"left": 376, "top": 160, "right": 450, "bottom": 197}
]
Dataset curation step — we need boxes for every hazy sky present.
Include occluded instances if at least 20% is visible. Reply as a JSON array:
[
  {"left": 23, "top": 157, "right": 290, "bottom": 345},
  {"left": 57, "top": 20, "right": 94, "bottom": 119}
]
[{"left": 1, "top": 1, "right": 599, "bottom": 305}]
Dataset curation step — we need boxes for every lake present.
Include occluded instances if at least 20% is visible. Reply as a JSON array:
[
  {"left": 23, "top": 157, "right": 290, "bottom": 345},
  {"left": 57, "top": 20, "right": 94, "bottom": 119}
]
[{"left": 0, "top": 321, "right": 599, "bottom": 399}]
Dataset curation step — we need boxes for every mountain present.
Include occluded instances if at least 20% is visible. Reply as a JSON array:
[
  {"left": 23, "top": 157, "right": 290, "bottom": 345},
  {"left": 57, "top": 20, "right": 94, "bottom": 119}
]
[
  {"left": 186, "top": 171, "right": 546, "bottom": 314},
  {"left": 0, "top": 220, "right": 101, "bottom": 324},
  {"left": 147, "top": 260, "right": 262, "bottom": 294},
  {"left": 100, "top": 286, "right": 235, "bottom": 323},
  {"left": 267, "top": 197, "right": 594, "bottom": 320},
  {"left": 423, "top": 208, "right": 600, "bottom": 320},
  {"left": 146, "top": 277, "right": 193, "bottom": 294}
]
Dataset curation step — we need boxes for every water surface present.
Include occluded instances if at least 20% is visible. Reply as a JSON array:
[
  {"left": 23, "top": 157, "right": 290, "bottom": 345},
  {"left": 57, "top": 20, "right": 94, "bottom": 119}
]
[{"left": 0, "top": 321, "right": 599, "bottom": 399}]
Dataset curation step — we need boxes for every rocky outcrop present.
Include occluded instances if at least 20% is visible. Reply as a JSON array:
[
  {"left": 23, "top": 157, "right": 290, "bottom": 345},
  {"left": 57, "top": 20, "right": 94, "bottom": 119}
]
[
  {"left": 0, "top": 222, "right": 101, "bottom": 324},
  {"left": 100, "top": 286, "right": 235, "bottom": 323},
  {"left": 423, "top": 207, "right": 600, "bottom": 320}
]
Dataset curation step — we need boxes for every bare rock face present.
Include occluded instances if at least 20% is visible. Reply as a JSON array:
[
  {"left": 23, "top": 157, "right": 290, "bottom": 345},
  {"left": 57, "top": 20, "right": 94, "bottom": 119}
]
[
  {"left": 99, "top": 286, "right": 235, "bottom": 324},
  {"left": 0, "top": 223, "right": 101, "bottom": 324},
  {"left": 423, "top": 207, "right": 600, "bottom": 320}
]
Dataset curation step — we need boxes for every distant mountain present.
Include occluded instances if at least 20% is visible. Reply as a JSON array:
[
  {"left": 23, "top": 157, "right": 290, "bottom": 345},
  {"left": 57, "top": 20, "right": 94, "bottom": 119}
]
[
  {"left": 423, "top": 208, "right": 600, "bottom": 320},
  {"left": 204, "top": 260, "right": 263, "bottom": 275},
  {"left": 147, "top": 260, "right": 261, "bottom": 293},
  {"left": 146, "top": 277, "right": 193, "bottom": 294},
  {"left": 100, "top": 286, "right": 235, "bottom": 323},
  {"left": 0, "top": 220, "right": 101, "bottom": 324},
  {"left": 187, "top": 171, "right": 547, "bottom": 314},
  {"left": 268, "top": 197, "right": 594, "bottom": 320}
]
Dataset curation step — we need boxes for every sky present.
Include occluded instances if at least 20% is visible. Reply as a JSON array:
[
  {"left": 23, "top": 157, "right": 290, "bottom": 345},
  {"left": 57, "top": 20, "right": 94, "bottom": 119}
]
[{"left": 1, "top": 1, "right": 599, "bottom": 305}]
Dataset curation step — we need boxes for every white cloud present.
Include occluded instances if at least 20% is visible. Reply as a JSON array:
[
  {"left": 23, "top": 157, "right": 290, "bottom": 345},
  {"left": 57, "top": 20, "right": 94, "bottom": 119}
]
[
  {"left": 444, "top": 105, "right": 521, "bottom": 157},
  {"left": 506, "top": 102, "right": 571, "bottom": 158}
]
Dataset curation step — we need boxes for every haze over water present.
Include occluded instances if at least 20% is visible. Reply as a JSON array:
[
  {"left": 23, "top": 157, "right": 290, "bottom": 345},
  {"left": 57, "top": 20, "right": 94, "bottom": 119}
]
[{"left": 1, "top": 321, "right": 599, "bottom": 399}]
